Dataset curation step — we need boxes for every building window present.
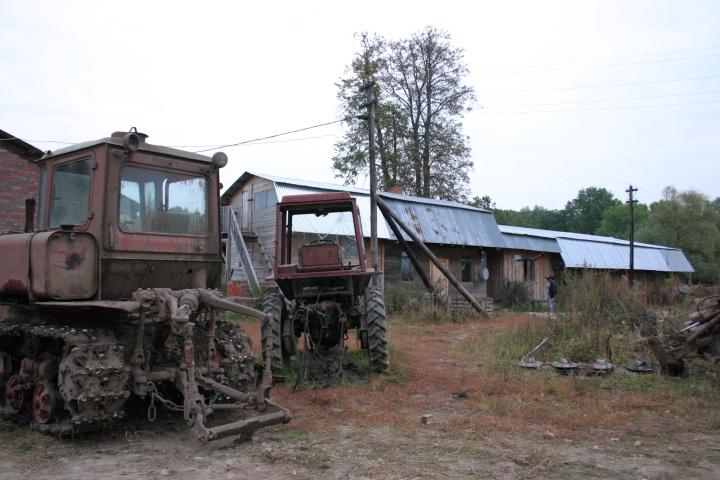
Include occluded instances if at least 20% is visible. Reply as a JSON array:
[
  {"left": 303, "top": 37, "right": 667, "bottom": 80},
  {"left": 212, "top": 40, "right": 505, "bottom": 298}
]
[
  {"left": 254, "top": 189, "right": 278, "bottom": 211},
  {"left": 401, "top": 252, "right": 414, "bottom": 281},
  {"left": 461, "top": 256, "right": 472, "bottom": 282},
  {"left": 524, "top": 260, "right": 535, "bottom": 281}
]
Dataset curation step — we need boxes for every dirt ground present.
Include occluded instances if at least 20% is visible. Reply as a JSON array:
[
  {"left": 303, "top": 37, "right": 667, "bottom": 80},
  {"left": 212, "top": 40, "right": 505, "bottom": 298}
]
[{"left": 1, "top": 315, "right": 719, "bottom": 480}]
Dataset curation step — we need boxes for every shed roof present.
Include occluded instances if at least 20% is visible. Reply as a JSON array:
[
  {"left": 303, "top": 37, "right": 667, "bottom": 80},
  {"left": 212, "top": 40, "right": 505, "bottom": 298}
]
[
  {"left": 224, "top": 172, "right": 506, "bottom": 248},
  {"left": 499, "top": 225, "right": 694, "bottom": 273},
  {"left": 0, "top": 129, "right": 44, "bottom": 161}
]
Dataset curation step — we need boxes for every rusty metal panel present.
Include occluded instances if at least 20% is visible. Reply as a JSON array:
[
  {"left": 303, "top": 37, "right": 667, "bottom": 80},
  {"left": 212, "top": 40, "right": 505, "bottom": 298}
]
[
  {"left": 380, "top": 196, "right": 506, "bottom": 248},
  {"left": 0, "top": 232, "right": 33, "bottom": 298},
  {"left": 29, "top": 231, "right": 98, "bottom": 300}
]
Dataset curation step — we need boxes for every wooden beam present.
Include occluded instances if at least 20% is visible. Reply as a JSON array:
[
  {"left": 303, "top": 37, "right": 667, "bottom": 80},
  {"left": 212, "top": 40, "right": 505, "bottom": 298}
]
[
  {"left": 380, "top": 205, "right": 434, "bottom": 293},
  {"left": 376, "top": 195, "right": 489, "bottom": 318}
]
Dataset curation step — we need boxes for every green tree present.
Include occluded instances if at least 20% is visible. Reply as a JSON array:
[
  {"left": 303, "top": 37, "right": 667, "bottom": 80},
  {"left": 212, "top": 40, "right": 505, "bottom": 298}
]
[
  {"left": 493, "top": 205, "right": 565, "bottom": 231},
  {"left": 333, "top": 27, "right": 476, "bottom": 201},
  {"left": 469, "top": 195, "right": 495, "bottom": 210},
  {"left": 596, "top": 202, "right": 649, "bottom": 239},
  {"left": 562, "top": 187, "right": 621, "bottom": 234},
  {"left": 637, "top": 187, "right": 720, "bottom": 283}
]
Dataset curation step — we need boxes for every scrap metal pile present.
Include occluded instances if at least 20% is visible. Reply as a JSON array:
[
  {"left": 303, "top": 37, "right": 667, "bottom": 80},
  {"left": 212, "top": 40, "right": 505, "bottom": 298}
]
[
  {"left": 518, "top": 295, "right": 720, "bottom": 378},
  {"left": 641, "top": 295, "right": 720, "bottom": 376}
]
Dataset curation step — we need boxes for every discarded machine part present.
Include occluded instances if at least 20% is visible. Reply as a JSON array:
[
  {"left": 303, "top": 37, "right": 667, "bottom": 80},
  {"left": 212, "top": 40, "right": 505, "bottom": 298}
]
[
  {"left": 526, "top": 337, "right": 549, "bottom": 358},
  {"left": 639, "top": 295, "right": 720, "bottom": 377},
  {"left": 591, "top": 358, "right": 614, "bottom": 374},
  {"left": 266, "top": 192, "right": 389, "bottom": 379},
  {"left": 0, "top": 131, "right": 291, "bottom": 443},
  {"left": 518, "top": 356, "right": 544, "bottom": 369},
  {"left": 624, "top": 359, "right": 654, "bottom": 373},
  {"left": 550, "top": 358, "right": 580, "bottom": 373}
]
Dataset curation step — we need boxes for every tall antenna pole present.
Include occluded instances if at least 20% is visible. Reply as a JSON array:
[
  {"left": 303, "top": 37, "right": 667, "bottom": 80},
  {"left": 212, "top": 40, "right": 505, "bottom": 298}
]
[
  {"left": 359, "top": 79, "right": 378, "bottom": 286},
  {"left": 626, "top": 184, "right": 638, "bottom": 287}
]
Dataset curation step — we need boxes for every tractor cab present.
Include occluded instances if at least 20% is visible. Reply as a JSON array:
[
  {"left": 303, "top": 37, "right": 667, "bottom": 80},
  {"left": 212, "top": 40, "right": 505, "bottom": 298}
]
[{"left": 271, "top": 192, "right": 373, "bottom": 302}]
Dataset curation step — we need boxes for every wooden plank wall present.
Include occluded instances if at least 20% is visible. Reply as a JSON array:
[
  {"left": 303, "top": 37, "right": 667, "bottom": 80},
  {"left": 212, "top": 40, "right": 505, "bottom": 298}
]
[
  {"left": 486, "top": 249, "right": 554, "bottom": 301},
  {"left": 383, "top": 242, "right": 488, "bottom": 298},
  {"left": 227, "top": 177, "right": 278, "bottom": 285}
]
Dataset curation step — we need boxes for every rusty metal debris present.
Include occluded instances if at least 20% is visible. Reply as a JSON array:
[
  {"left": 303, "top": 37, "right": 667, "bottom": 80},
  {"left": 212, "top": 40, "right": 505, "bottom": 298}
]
[
  {"left": 638, "top": 295, "right": 720, "bottom": 377},
  {"left": 550, "top": 358, "right": 580, "bottom": 374},
  {"left": 518, "top": 356, "right": 544, "bottom": 369},
  {"left": 624, "top": 359, "right": 654, "bottom": 373},
  {"left": 592, "top": 358, "right": 614, "bottom": 373}
]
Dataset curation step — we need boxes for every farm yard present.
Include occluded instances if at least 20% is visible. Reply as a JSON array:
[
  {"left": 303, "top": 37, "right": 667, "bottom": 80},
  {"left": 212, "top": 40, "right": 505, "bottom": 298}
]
[{"left": 1, "top": 301, "right": 719, "bottom": 480}]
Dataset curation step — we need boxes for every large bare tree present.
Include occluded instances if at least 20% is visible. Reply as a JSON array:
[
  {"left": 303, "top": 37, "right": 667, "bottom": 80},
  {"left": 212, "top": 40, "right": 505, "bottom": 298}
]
[{"left": 333, "top": 27, "right": 476, "bottom": 201}]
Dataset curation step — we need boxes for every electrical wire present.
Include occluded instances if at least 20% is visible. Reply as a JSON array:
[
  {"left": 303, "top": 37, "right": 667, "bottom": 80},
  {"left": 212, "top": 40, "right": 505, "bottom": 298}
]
[
  {"left": 193, "top": 119, "right": 348, "bottom": 153},
  {"left": 476, "top": 75, "right": 720, "bottom": 95},
  {"left": 474, "top": 46, "right": 720, "bottom": 72},
  {"left": 478, "top": 90, "right": 720, "bottom": 110},
  {"left": 472, "top": 53, "right": 720, "bottom": 76},
  {"left": 464, "top": 122, "right": 629, "bottom": 189},
  {"left": 472, "top": 98, "right": 720, "bottom": 114}
]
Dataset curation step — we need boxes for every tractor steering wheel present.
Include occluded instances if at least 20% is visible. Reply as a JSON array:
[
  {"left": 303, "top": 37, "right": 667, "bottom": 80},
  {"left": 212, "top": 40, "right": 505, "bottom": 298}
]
[{"left": 307, "top": 239, "right": 338, "bottom": 246}]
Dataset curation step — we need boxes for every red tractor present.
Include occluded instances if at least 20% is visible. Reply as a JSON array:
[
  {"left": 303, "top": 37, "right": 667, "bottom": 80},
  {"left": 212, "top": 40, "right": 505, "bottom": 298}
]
[
  {"left": 0, "top": 130, "right": 290, "bottom": 443},
  {"left": 263, "top": 192, "right": 389, "bottom": 373}
]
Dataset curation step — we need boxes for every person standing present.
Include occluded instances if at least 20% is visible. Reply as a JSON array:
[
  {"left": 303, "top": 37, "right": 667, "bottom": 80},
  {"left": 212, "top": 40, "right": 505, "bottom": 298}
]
[{"left": 546, "top": 275, "right": 557, "bottom": 313}]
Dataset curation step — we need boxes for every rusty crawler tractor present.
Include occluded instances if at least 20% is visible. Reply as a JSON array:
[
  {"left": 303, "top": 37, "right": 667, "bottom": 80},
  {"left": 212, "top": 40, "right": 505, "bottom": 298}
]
[
  {"left": 263, "top": 192, "right": 389, "bottom": 374},
  {"left": 0, "top": 130, "right": 290, "bottom": 443}
]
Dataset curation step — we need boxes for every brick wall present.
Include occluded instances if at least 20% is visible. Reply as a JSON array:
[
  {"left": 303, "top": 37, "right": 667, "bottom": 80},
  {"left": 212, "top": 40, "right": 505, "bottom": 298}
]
[{"left": 0, "top": 146, "right": 40, "bottom": 233}]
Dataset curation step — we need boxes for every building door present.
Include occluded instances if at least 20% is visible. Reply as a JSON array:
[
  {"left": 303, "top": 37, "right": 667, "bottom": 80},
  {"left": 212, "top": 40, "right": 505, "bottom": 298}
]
[
  {"left": 429, "top": 258, "right": 449, "bottom": 295},
  {"left": 242, "top": 184, "right": 253, "bottom": 230}
]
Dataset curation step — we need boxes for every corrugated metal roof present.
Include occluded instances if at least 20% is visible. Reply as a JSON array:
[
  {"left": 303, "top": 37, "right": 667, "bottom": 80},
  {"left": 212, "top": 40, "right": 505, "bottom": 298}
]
[
  {"left": 499, "top": 225, "right": 694, "bottom": 273},
  {"left": 558, "top": 238, "right": 694, "bottom": 272},
  {"left": 224, "top": 172, "right": 694, "bottom": 273},
  {"left": 380, "top": 196, "right": 506, "bottom": 247},
  {"left": 501, "top": 232, "right": 561, "bottom": 253},
  {"left": 260, "top": 172, "right": 504, "bottom": 247}
]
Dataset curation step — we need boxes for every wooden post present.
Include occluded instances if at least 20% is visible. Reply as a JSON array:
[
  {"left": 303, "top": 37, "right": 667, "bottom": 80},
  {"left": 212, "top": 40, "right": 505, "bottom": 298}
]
[
  {"left": 381, "top": 206, "right": 434, "bottom": 293},
  {"left": 376, "top": 195, "right": 489, "bottom": 318}
]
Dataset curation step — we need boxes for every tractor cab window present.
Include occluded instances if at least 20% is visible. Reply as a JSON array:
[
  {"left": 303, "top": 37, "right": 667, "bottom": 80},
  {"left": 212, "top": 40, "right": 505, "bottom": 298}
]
[
  {"left": 289, "top": 210, "right": 361, "bottom": 268},
  {"left": 119, "top": 165, "right": 208, "bottom": 236},
  {"left": 48, "top": 158, "right": 92, "bottom": 228}
]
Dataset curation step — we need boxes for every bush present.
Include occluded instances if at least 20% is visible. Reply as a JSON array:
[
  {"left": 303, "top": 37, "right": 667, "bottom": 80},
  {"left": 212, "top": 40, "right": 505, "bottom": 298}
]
[
  {"left": 384, "top": 283, "right": 453, "bottom": 323},
  {"left": 481, "top": 271, "right": 647, "bottom": 365},
  {"left": 496, "top": 281, "right": 532, "bottom": 311}
]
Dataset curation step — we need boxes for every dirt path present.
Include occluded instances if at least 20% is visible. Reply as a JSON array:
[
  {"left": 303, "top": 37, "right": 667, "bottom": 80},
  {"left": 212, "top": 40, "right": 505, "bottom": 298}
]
[{"left": 1, "top": 316, "right": 719, "bottom": 479}]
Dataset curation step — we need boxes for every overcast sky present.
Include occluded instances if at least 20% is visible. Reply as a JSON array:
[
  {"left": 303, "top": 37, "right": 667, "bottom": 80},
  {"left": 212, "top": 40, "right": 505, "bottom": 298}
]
[{"left": 1, "top": 1, "right": 718, "bottom": 211}]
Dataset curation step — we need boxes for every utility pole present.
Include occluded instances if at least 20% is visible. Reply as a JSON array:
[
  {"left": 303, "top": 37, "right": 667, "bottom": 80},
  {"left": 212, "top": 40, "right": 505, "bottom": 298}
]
[
  {"left": 626, "top": 184, "right": 638, "bottom": 287},
  {"left": 359, "top": 78, "right": 379, "bottom": 286}
]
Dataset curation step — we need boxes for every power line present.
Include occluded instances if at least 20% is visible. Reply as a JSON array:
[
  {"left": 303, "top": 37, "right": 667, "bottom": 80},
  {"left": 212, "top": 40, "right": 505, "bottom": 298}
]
[
  {"left": 464, "top": 122, "right": 628, "bottom": 189},
  {"left": 479, "top": 90, "right": 720, "bottom": 110},
  {"left": 474, "top": 46, "right": 720, "bottom": 72},
  {"left": 0, "top": 137, "right": 74, "bottom": 145},
  {"left": 473, "top": 99, "right": 720, "bottom": 114},
  {"left": 172, "top": 134, "right": 339, "bottom": 149},
  {"left": 476, "top": 75, "right": 720, "bottom": 95},
  {"left": 472, "top": 53, "right": 720, "bottom": 76},
  {"left": 193, "top": 118, "right": 348, "bottom": 153}
]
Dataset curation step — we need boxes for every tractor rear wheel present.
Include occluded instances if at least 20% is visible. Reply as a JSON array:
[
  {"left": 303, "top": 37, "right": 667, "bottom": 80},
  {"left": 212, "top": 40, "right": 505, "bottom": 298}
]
[
  {"left": 262, "top": 293, "right": 296, "bottom": 370},
  {"left": 365, "top": 286, "right": 390, "bottom": 373},
  {"left": 262, "top": 293, "right": 284, "bottom": 371}
]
